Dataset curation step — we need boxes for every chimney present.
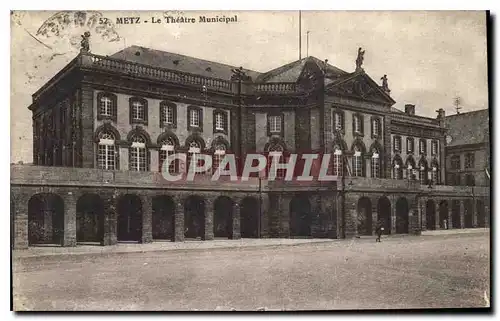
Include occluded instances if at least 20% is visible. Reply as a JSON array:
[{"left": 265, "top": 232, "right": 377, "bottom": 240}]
[{"left": 404, "top": 104, "right": 415, "bottom": 115}]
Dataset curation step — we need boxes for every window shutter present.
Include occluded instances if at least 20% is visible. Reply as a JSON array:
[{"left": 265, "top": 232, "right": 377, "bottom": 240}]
[
  {"left": 199, "top": 109, "right": 203, "bottom": 132},
  {"left": 371, "top": 118, "right": 374, "bottom": 138},
  {"left": 352, "top": 115, "right": 355, "bottom": 136},
  {"left": 129, "top": 100, "right": 133, "bottom": 125},
  {"left": 115, "top": 146, "right": 120, "bottom": 170},
  {"left": 360, "top": 115, "right": 364, "bottom": 135},
  {"left": 224, "top": 111, "right": 228, "bottom": 131},
  {"left": 128, "top": 147, "right": 132, "bottom": 170},
  {"left": 147, "top": 149, "right": 151, "bottom": 171},
  {"left": 160, "top": 103, "right": 165, "bottom": 128},
  {"left": 143, "top": 100, "right": 149, "bottom": 126},
  {"left": 172, "top": 105, "right": 177, "bottom": 128},
  {"left": 212, "top": 110, "right": 217, "bottom": 133},
  {"left": 112, "top": 96, "right": 117, "bottom": 122}
]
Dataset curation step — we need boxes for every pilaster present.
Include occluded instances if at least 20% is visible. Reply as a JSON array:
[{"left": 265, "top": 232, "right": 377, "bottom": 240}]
[
  {"left": 140, "top": 195, "right": 153, "bottom": 243},
  {"left": 102, "top": 191, "right": 118, "bottom": 246},
  {"left": 173, "top": 195, "right": 185, "bottom": 242},
  {"left": 204, "top": 197, "right": 214, "bottom": 241},
  {"left": 232, "top": 199, "right": 241, "bottom": 240},
  {"left": 63, "top": 191, "right": 77, "bottom": 247},
  {"left": 12, "top": 192, "right": 30, "bottom": 249}
]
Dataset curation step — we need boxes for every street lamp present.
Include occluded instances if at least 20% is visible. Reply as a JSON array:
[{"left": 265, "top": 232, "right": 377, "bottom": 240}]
[{"left": 230, "top": 67, "right": 250, "bottom": 176}]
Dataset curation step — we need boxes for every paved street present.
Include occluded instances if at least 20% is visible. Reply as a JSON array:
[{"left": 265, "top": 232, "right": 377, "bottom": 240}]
[{"left": 12, "top": 232, "right": 490, "bottom": 311}]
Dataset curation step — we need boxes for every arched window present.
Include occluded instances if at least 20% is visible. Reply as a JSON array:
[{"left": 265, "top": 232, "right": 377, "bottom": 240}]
[
  {"left": 97, "top": 131, "right": 116, "bottom": 170},
  {"left": 268, "top": 143, "right": 285, "bottom": 179},
  {"left": 332, "top": 145, "right": 343, "bottom": 176},
  {"left": 371, "top": 148, "right": 380, "bottom": 178},
  {"left": 406, "top": 157, "right": 416, "bottom": 180},
  {"left": 213, "top": 144, "right": 226, "bottom": 174},
  {"left": 129, "top": 135, "right": 147, "bottom": 171},
  {"left": 352, "top": 145, "right": 363, "bottom": 177},
  {"left": 431, "top": 161, "right": 439, "bottom": 185},
  {"left": 159, "top": 137, "right": 177, "bottom": 173},
  {"left": 418, "top": 159, "right": 428, "bottom": 184},
  {"left": 187, "top": 141, "right": 202, "bottom": 174},
  {"left": 393, "top": 156, "right": 403, "bottom": 179}
]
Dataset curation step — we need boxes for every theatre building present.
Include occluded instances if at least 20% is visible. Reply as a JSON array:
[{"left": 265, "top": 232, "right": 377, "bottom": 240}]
[{"left": 11, "top": 43, "right": 490, "bottom": 249}]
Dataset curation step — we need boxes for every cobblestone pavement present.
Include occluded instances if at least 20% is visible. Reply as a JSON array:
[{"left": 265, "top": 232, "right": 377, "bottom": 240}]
[{"left": 12, "top": 231, "right": 490, "bottom": 311}]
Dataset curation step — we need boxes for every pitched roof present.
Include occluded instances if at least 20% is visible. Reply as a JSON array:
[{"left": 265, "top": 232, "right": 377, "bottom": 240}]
[
  {"left": 109, "top": 45, "right": 262, "bottom": 80},
  {"left": 445, "top": 109, "right": 490, "bottom": 147},
  {"left": 256, "top": 56, "right": 347, "bottom": 83}
]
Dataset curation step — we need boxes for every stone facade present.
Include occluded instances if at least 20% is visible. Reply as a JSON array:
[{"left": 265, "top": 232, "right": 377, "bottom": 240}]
[{"left": 14, "top": 47, "right": 490, "bottom": 249}]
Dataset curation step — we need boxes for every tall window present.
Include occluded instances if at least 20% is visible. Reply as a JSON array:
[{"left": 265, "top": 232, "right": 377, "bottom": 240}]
[
  {"left": 162, "top": 105, "right": 175, "bottom": 125},
  {"left": 159, "top": 137, "right": 177, "bottom": 174},
  {"left": 332, "top": 146, "right": 343, "bottom": 176},
  {"left": 371, "top": 149, "right": 380, "bottom": 178},
  {"left": 393, "top": 136, "right": 402, "bottom": 152},
  {"left": 406, "top": 158, "right": 415, "bottom": 180},
  {"left": 431, "top": 140, "right": 438, "bottom": 156},
  {"left": 372, "top": 118, "right": 380, "bottom": 137},
  {"left": 269, "top": 115, "right": 282, "bottom": 133},
  {"left": 131, "top": 101, "right": 145, "bottom": 121},
  {"left": 451, "top": 155, "right": 461, "bottom": 170},
  {"left": 407, "top": 137, "right": 414, "bottom": 153},
  {"left": 352, "top": 146, "right": 363, "bottom": 177},
  {"left": 100, "top": 96, "right": 112, "bottom": 117},
  {"left": 129, "top": 135, "right": 147, "bottom": 171},
  {"left": 465, "top": 153, "right": 475, "bottom": 169},
  {"left": 213, "top": 144, "right": 226, "bottom": 174},
  {"left": 97, "top": 131, "right": 115, "bottom": 170},
  {"left": 393, "top": 157, "right": 403, "bottom": 179},
  {"left": 353, "top": 115, "right": 362, "bottom": 134},
  {"left": 419, "top": 160, "right": 428, "bottom": 184},
  {"left": 332, "top": 111, "right": 344, "bottom": 131},
  {"left": 190, "top": 109, "right": 200, "bottom": 127},
  {"left": 419, "top": 139, "right": 426, "bottom": 155},
  {"left": 268, "top": 144, "right": 285, "bottom": 179},
  {"left": 431, "top": 162, "right": 439, "bottom": 184},
  {"left": 187, "top": 141, "right": 202, "bottom": 174}
]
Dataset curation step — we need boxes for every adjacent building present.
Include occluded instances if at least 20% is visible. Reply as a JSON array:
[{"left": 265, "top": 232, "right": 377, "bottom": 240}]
[{"left": 10, "top": 43, "right": 490, "bottom": 249}]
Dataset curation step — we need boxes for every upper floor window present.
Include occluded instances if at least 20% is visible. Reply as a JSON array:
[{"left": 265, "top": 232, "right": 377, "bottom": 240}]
[
  {"left": 267, "top": 143, "right": 286, "bottom": 179},
  {"left": 159, "top": 137, "right": 178, "bottom": 174},
  {"left": 213, "top": 144, "right": 227, "bottom": 174},
  {"left": 393, "top": 136, "right": 402, "bottom": 152},
  {"left": 407, "top": 137, "right": 414, "bottom": 153},
  {"left": 393, "top": 156, "right": 403, "bottom": 179},
  {"left": 352, "top": 146, "right": 363, "bottom": 177},
  {"left": 371, "top": 149, "right": 380, "bottom": 178},
  {"left": 450, "top": 155, "right": 461, "bottom": 170},
  {"left": 332, "top": 146, "right": 343, "bottom": 176},
  {"left": 190, "top": 109, "right": 200, "bottom": 127},
  {"left": 213, "top": 110, "right": 228, "bottom": 133},
  {"left": 100, "top": 96, "right": 112, "bottom": 116},
  {"left": 431, "top": 140, "right": 438, "bottom": 156},
  {"left": 97, "top": 131, "right": 116, "bottom": 170},
  {"left": 129, "top": 97, "right": 148, "bottom": 124},
  {"left": 160, "top": 102, "right": 176, "bottom": 127},
  {"left": 187, "top": 106, "right": 203, "bottom": 131},
  {"left": 97, "top": 92, "right": 117, "bottom": 121},
  {"left": 129, "top": 135, "right": 148, "bottom": 172},
  {"left": 332, "top": 110, "right": 344, "bottom": 132},
  {"left": 465, "top": 153, "right": 475, "bottom": 169},
  {"left": 371, "top": 118, "right": 381, "bottom": 138},
  {"left": 353, "top": 114, "right": 363, "bottom": 134},
  {"left": 268, "top": 115, "right": 282, "bottom": 134},
  {"left": 419, "top": 139, "right": 427, "bottom": 155},
  {"left": 431, "top": 162, "right": 439, "bottom": 185}
]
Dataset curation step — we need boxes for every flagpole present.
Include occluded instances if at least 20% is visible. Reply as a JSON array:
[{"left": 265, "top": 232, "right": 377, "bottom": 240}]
[{"left": 299, "top": 10, "right": 302, "bottom": 60}]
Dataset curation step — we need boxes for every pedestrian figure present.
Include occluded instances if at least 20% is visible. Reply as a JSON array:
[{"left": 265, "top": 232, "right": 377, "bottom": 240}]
[{"left": 375, "top": 219, "right": 384, "bottom": 242}]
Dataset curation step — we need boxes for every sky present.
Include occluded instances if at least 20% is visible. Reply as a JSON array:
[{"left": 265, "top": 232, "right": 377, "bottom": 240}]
[{"left": 10, "top": 10, "right": 488, "bottom": 163}]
